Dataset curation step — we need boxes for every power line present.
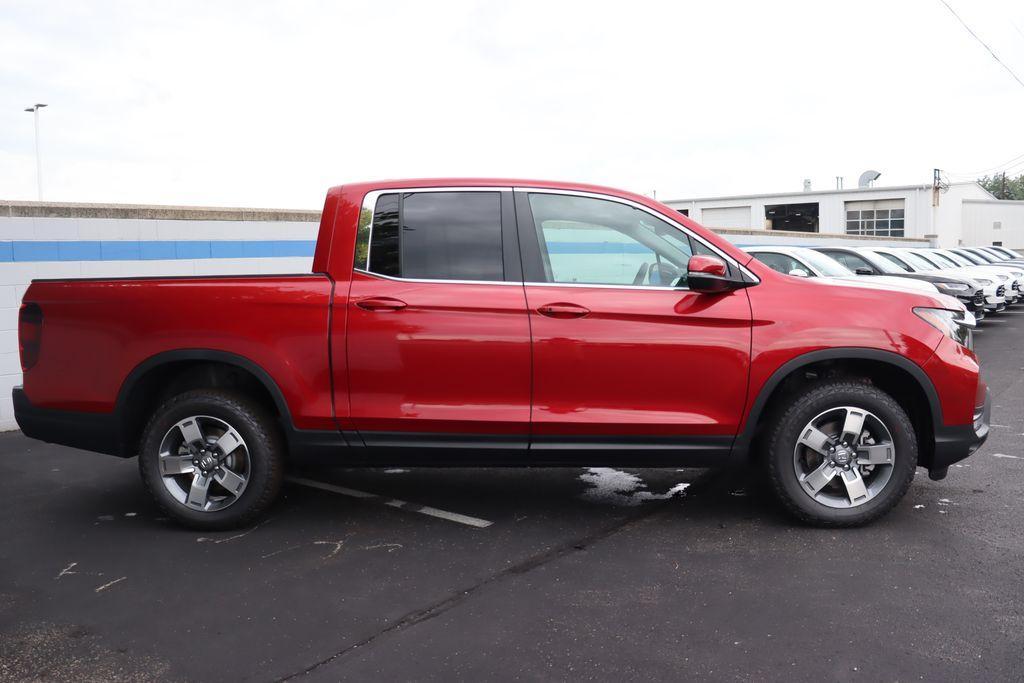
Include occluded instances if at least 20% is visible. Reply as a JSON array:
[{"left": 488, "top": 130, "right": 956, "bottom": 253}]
[
  {"left": 937, "top": 0, "right": 1024, "bottom": 91},
  {"left": 947, "top": 151, "right": 1024, "bottom": 178}
]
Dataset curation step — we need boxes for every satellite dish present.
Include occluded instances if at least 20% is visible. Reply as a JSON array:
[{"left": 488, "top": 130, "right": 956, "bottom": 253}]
[{"left": 858, "top": 170, "right": 881, "bottom": 188}]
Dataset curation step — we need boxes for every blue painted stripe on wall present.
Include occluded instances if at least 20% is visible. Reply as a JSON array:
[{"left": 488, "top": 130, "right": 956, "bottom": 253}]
[
  {"left": 0, "top": 240, "right": 317, "bottom": 262},
  {"left": 0, "top": 240, "right": 637, "bottom": 262}
]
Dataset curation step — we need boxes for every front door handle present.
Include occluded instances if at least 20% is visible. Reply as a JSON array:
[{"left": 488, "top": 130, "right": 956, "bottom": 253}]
[
  {"left": 537, "top": 302, "right": 590, "bottom": 319},
  {"left": 356, "top": 296, "right": 407, "bottom": 312}
]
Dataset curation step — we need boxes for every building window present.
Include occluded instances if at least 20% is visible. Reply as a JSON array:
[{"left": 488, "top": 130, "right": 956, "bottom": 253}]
[
  {"left": 764, "top": 203, "right": 819, "bottom": 232},
  {"left": 845, "top": 199, "right": 905, "bottom": 237}
]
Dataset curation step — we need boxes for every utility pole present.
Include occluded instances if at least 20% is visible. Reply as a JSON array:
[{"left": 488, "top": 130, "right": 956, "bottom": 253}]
[
  {"left": 23, "top": 103, "right": 47, "bottom": 200},
  {"left": 1002, "top": 172, "right": 1008, "bottom": 199},
  {"left": 932, "top": 168, "right": 941, "bottom": 207}
]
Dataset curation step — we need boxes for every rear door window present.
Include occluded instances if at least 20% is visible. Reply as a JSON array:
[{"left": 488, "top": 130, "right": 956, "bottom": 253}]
[{"left": 358, "top": 191, "right": 504, "bottom": 281}]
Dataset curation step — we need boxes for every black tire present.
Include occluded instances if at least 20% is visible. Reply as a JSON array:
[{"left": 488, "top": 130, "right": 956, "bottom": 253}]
[
  {"left": 139, "top": 390, "right": 284, "bottom": 530},
  {"left": 765, "top": 381, "right": 917, "bottom": 527}
]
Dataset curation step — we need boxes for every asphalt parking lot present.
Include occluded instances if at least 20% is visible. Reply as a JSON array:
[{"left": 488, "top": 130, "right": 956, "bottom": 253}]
[{"left": 2, "top": 314, "right": 1024, "bottom": 682}]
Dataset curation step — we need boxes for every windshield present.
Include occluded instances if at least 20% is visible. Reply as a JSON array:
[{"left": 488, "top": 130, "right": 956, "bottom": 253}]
[
  {"left": 924, "top": 251, "right": 959, "bottom": 268},
  {"left": 868, "top": 250, "right": 912, "bottom": 273},
  {"left": 794, "top": 249, "right": 853, "bottom": 276},
  {"left": 957, "top": 249, "right": 986, "bottom": 264},
  {"left": 897, "top": 251, "right": 939, "bottom": 271},
  {"left": 971, "top": 248, "right": 999, "bottom": 263},
  {"left": 938, "top": 250, "right": 973, "bottom": 267}
]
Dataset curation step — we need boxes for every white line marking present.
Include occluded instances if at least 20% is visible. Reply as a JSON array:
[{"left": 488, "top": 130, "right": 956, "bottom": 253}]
[
  {"left": 992, "top": 453, "right": 1022, "bottom": 459},
  {"left": 286, "top": 476, "right": 493, "bottom": 528},
  {"left": 94, "top": 576, "right": 126, "bottom": 593},
  {"left": 287, "top": 476, "right": 377, "bottom": 499}
]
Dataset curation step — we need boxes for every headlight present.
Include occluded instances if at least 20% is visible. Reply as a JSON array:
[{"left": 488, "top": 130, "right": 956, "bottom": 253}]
[
  {"left": 974, "top": 278, "right": 992, "bottom": 286},
  {"left": 940, "top": 282, "right": 969, "bottom": 291},
  {"left": 914, "top": 307, "right": 973, "bottom": 349}
]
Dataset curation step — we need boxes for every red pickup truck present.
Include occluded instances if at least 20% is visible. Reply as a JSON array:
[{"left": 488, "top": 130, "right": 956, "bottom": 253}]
[{"left": 15, "top": 179, "right": 989, "bottom": 529}]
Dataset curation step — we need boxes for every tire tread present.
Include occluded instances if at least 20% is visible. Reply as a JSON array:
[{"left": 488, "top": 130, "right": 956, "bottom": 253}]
[
  {"left": 138, "top": 389, "right": 283, "bottom": 530},
  {"left": 765, "top": 380, "right": 917, "bottom": 528}
]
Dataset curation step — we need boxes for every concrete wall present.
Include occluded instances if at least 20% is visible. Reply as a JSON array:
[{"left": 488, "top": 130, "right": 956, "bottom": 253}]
[{"left": 0, "top": 200, "right": 319, "bottom": 431}]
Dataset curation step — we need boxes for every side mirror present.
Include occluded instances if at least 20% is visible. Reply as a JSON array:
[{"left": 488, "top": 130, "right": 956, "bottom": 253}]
[
  {"left": 855, "top": 267, "right": 873, "bottom": 275},
  {"left": 687, "top": 254, "right": 749, "bottom": 294},
  {"left": 788, "top": 268, "right": 810, "bottom": 278}
]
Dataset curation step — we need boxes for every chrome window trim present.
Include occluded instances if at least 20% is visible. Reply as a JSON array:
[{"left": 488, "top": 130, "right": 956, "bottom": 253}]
[
  {"left": 353, "top": 268, "right": 522, "bottom": 287},
  {"left": 513, "top": 186, "right": 760, "bottom": 285},
  {"left": 521, "top": 281, "right": 684, "bottom": 291},
  {"left": 355, "top": 184, "right": 760, "bottom": 290},
  {"left": 357, "top": 186, "right": 511, "bottom": 280}
]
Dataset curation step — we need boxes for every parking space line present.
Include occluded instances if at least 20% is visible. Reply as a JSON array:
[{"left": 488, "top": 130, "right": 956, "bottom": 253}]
[{"left": 286, "top": 476, "right": 493, "bottom": 528}]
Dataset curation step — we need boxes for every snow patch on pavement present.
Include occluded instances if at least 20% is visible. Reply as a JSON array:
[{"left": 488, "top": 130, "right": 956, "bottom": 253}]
[{"left": 578, "top": 468, "right": 689, "bottom": 507}]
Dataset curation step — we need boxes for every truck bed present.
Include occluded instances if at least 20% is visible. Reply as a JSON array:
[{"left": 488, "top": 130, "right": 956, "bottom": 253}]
[{"left": 21, "top": 274, "right": 335, "bottom": 430}]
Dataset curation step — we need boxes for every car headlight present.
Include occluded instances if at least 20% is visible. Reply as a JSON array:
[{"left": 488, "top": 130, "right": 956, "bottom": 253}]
[
  {"left": 914, "top": 307, "right": 973, "bottom": 349},
  {"left": 974, "top": 278, "right": 992, "bottom": 286},
  {"left": 940, "top": 282, "right": 969, "bottom": 291}
]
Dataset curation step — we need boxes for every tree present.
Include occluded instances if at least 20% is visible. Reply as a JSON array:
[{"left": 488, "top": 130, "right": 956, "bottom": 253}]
[{"left": 978, "top": 173, "right": 1024, "bottom": 200}]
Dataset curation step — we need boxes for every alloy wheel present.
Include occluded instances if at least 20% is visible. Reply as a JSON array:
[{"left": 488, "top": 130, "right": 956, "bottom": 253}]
[
  {"left": 158, "top": 415, "right": 250, "bottom": 512},
  {"left": 792, "top": 406, "right": 896, "bottom": 509}
]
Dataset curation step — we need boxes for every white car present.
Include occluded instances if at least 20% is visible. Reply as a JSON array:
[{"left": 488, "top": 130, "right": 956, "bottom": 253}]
[
  {"left": 926, "top": 248, "right": 1023, "bottom": 304},
  {"left": 744, "top": 246, "right": 944, "bottom": 295},
  {"left": 870, "top": 247, "right": 1006, "bottom": 312}
]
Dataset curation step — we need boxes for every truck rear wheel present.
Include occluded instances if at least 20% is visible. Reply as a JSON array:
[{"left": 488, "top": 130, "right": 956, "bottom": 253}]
[
  {"left": 765, "top": 381, "right": 917, "bottom": 527},
  {"left": 138, "top": 390, "right": 283, "bottom": 530}
]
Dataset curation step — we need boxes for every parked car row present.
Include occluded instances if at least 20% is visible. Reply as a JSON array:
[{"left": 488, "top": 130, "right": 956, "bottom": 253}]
[{"left": 745, "top": 243, "right": 1024, "bottom": 324}]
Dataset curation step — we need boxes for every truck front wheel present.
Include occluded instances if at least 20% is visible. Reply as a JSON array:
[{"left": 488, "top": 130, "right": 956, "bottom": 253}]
[
  {"left": 765, "top": 381, "right": 917, "bottom": 527},
  {"left": 138, "top": 390, "right": 284, "bottom": 530}
]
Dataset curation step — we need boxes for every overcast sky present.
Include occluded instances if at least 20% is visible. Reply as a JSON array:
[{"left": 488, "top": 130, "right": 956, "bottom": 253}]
[{"left": 2, "top": 0, "right": 1024, "bottom": 209}]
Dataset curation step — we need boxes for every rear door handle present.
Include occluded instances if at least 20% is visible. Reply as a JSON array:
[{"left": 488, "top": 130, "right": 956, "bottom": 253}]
[
  {"left": 537, "top": 302, "right": 590, "bottom": 319},
  {"left": 356, "top": 297, "right": 407, "bottom": 312}
]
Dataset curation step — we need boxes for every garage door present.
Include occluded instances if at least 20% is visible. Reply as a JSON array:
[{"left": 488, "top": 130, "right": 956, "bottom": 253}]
[{"left": 700, "top": 206, "right": 751, "bottom": 228}]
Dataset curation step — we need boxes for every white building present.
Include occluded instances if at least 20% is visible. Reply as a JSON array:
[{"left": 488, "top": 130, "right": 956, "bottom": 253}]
[{"left": 664, "top": 180, "right": 1024, "bottom": 249}]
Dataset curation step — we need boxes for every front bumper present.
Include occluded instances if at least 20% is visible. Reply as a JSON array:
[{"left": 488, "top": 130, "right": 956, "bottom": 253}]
[
  {"left": 959, "top": 293, "right": 986, "bottom": 318},
  {"left": 13, "top": 387, "right": 123, "bottom": 457},
  {"left": 929, "top": 388, "right": 990, "bottom": 478}
]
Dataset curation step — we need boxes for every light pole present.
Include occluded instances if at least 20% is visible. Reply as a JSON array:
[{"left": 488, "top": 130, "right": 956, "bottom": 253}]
[{"left": 24, "top": 103, "right": 47, "bottom": 200}]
